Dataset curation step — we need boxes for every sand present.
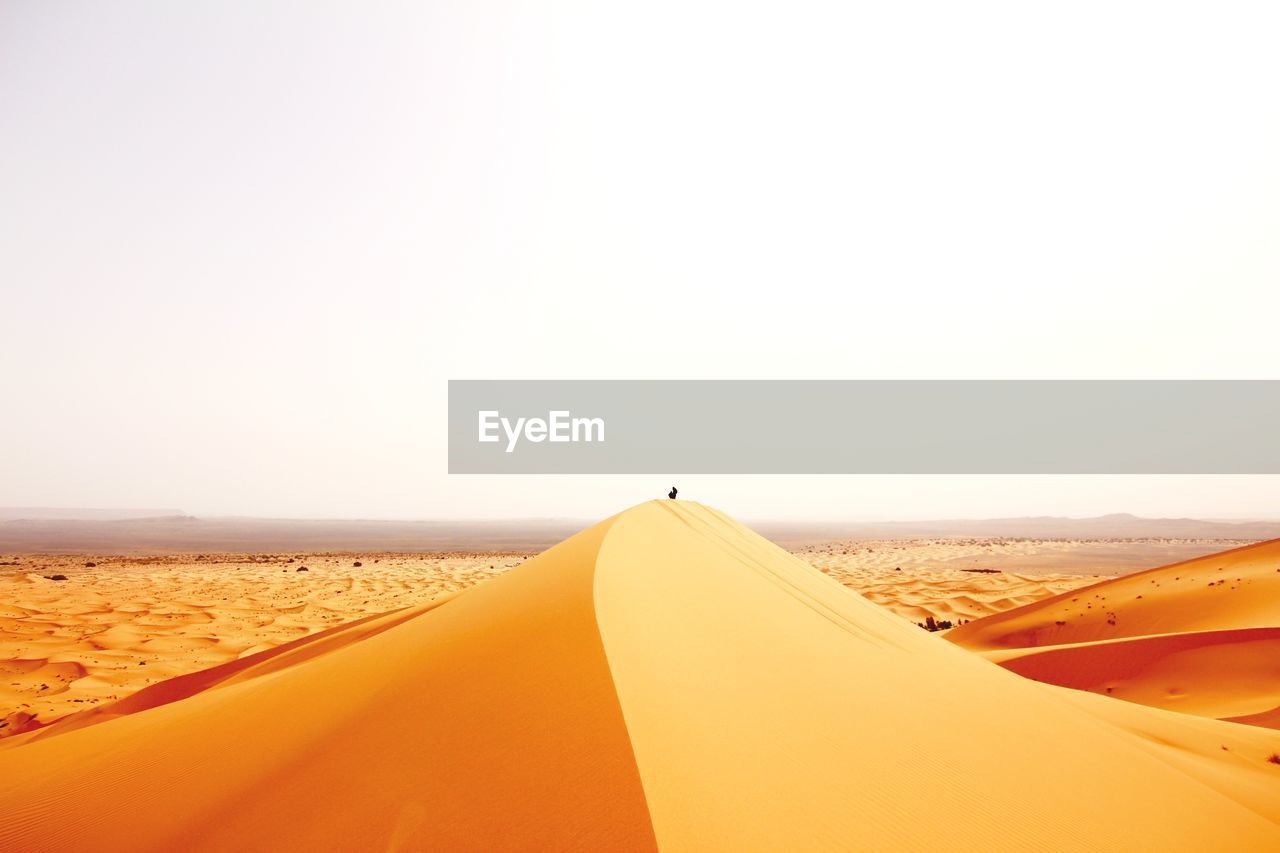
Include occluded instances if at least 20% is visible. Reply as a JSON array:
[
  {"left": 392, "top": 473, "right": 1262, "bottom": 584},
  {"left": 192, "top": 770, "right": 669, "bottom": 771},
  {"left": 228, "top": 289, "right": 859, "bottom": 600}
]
[
  {"left": 1, "top": 542, "right": 1104, "bottom": 733},
  {"left": 0, "top": 553, "right": 521, "bottom": 735},
  {"left": 1, "top": 501, "right": 1278, "bottom": 851},
  {"left": 797, "top": 535, "right": 1251, "bottom": 576},
  {"left": 798, "top": 537, "right": 1265, "bottom": 623},
  {"left": 949, "top": 539, "right": 1280, "bottom": 728},
  {"left": 811, "top": 558, "right": 1098, "bottom": 624}
]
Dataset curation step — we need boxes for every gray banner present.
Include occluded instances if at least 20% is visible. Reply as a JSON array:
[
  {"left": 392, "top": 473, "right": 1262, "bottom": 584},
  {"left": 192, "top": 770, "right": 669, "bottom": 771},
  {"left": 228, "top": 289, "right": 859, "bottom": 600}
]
[{"left": 448, "top": 380, "right": 1280, "bottom": 474}]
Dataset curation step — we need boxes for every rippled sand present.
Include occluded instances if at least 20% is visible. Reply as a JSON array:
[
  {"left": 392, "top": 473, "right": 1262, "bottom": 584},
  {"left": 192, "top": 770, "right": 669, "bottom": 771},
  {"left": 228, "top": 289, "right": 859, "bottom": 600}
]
[
  {"left": 0, "top": 552, "right": 527, "bottom": 733},
  {"left": 0, "top": 537, "right": 1243, "bottom": 733}
]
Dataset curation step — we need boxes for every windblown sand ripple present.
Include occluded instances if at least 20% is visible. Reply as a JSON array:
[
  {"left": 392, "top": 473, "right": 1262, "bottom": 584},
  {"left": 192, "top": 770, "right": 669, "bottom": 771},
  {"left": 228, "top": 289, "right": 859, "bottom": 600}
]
[
  {"left": 951, "top": 539, "right": 1280, "bottom": 729},
  {"left": 0, "top": 553, "right": 521, "bottom": 734}
]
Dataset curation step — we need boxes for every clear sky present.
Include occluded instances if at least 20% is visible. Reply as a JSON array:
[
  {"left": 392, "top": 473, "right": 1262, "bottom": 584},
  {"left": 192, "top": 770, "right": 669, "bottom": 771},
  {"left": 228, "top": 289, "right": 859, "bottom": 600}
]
[{"left": 3, "top": 2, "right": 1280, "bottom": 521}]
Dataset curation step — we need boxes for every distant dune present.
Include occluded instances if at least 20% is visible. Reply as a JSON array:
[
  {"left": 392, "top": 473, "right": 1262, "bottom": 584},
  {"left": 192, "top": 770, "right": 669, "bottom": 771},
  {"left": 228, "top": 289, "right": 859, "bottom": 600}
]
[
  {"left": 2, "top": 502, "right": 1277, "bottom": 851},
  {"left": 758, "top": 512, "right": 1280, "bottom": 543},
  {"left": 950, "top": 539, "right": 1280, "bottom": 728}
]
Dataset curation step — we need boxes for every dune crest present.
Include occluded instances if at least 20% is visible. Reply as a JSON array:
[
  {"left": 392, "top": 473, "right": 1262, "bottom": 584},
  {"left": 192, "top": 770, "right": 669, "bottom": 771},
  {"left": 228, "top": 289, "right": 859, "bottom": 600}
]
[
  {"left": 950, "top": 539, "right": 1280, "bottom": 728},
  {"left": 1, "top": 502, "right": 1277, "bottom": 851}
]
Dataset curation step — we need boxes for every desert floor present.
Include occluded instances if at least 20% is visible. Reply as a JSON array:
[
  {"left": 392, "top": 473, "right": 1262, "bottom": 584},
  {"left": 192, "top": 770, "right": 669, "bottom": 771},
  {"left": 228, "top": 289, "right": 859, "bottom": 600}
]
[
  {"left": 800, "top": 537, "right": 1251, "bottom": 623},
  {"left": 0, "top": 552, "right": 529, "bottom": 733},
  {"left": 0, "top": 537, "right": 1246, "bottom": 734}
]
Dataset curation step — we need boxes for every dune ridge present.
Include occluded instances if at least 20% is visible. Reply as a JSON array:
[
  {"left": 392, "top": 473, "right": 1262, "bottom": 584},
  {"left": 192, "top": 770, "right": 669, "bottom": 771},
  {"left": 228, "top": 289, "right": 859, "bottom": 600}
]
[
  {"left": 950, "top": 539, "right": 1280, "bottom": 729},
  {"left": 1, "top": 502, "right": 1278, "bottom": 851}
]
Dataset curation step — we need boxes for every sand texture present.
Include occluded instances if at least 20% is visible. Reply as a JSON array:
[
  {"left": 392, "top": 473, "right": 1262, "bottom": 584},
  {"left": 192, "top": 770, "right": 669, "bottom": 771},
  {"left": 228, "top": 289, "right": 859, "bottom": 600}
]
[
  {"left": 1, "top": 502, "right": 1278, "bottom": 851},
  {"left": 950, "top": 539, "right": 1280, "bottom": 728},
  {"left": 0, "top": 554, "right": 520, "bottom": 735},
  {"left": 0, "top": 543, "right": 1098, "bottom": 733}
]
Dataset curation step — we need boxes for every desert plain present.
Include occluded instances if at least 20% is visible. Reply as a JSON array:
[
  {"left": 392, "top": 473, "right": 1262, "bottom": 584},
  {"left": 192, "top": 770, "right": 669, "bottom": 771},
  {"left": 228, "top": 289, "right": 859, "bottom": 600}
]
[{"left": 1, "top": 504, "right": 1278, "bottom": 850}]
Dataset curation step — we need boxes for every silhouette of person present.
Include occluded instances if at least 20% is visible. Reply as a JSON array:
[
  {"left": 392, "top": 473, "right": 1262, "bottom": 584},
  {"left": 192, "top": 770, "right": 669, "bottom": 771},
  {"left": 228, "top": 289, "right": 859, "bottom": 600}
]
[{"left": 668, "top": 486, "right": 678, "bottom": 500}]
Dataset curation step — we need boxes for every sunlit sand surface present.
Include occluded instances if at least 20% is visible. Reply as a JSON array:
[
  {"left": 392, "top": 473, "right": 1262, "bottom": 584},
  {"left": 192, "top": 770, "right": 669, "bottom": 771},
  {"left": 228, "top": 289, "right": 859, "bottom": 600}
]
[
  {"left": 0, "top": 537, "right": 1249, "bottom": 735},
  {"left": 951, "top": 539, "right": 1280, "bottom": 729},
  {"left": 808, "top": 547, "right": 1099, "bottom": 625},
  {"left": 0, "top": 540, "right": 1135, "bottom": 733},
  {"left": 1, "top": 507, "right": 1276, "bottom": 850},
  {"left": 802, "top": 536, "right": 1247, "bottom": 624},
  {"left": 0, "top": 553, "right": 523, "bottom": 734}
]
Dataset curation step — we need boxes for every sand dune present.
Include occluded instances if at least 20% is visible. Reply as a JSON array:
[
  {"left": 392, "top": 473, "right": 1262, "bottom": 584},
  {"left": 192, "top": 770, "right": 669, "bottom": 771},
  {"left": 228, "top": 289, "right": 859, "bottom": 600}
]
[
  {"left": 0, "top": 554, "right": 518, "bottom": 735},
  {"left": 799, "top": 535, "right": 1252, "bottom": 576},
  {"left": 802, "top": 537, "right": 1133, "bottom": 625},
  {"left": 949, "top": 538, "right": 1280, "bottom": 648},
  {"left": 1047, "top": 682, "right": 1280, "bottom": 827},
  {"left": 950, "top": 539, "right": 1280, "bottom": 729},
  {"left": 1, "top": 545, "right": 1092, "bottom": 732},
  {"left": 766, "top": 513, "right": 1280, "bottom": 541},
  {"left": 816, "top": 563, "right": 1097, "bottom": 624},
  {"left": 1, "top": 501, "right": 1277, "bottom": 851},
  {"left": 990, "top": 628, "right": 1280, "bottom": 722}
]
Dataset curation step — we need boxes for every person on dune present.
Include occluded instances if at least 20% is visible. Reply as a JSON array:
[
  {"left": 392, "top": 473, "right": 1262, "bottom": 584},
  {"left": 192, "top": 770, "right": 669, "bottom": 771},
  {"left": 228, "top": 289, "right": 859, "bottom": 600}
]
[{"left": 668, "top": 486, "right": 678, "bottom": 499}]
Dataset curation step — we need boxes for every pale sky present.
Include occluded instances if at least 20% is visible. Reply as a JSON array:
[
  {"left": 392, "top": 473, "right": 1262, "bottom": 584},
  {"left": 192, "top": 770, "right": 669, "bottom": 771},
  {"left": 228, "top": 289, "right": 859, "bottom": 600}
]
[{"left": 3, "top": 2, "right": 1280, "bottom": 521}]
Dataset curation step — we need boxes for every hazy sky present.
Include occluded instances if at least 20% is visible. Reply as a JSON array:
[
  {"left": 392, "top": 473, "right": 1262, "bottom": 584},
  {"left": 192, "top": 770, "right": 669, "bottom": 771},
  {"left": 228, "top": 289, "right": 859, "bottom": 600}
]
[{"left": 3, "top": 2, "right": 1280, "bottom": 521}]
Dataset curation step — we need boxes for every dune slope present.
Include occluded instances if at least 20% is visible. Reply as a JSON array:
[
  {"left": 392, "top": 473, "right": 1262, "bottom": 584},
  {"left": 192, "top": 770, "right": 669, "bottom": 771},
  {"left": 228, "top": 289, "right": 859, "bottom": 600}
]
[
  {"left": 988, "top": 628, "right": 1280, "bottom": 723},
  {"left": 948, "top": 538, "right": 1280, "bottom": 650},
  {"left": 1, "top": 502, "right": 1278, "bottom": 851},
  {"left": 0, "top": 516, "right": 656, "bottom": 852},
  {"left": 949, "top": 539, "right": 1280, "bottom": 729}
]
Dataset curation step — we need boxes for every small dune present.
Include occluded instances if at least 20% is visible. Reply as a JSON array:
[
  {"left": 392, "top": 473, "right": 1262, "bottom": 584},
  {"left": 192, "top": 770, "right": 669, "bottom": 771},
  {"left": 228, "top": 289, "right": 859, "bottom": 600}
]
[{"left": 951, "top": 540, "right": 1280, "bottom": 729}]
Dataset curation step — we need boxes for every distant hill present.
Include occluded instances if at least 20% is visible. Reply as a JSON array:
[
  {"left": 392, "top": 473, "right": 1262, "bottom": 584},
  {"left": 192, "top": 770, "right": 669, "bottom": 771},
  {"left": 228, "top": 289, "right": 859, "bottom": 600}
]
[
  {"left": 0, "top": 515, "right": 588, "bottom": 554},
  {"left": 2, "top": 510, "right": 1277, "bottom": 555},
  {"left": 755, "top": 513, "right": 1280, "bottom": 543}
]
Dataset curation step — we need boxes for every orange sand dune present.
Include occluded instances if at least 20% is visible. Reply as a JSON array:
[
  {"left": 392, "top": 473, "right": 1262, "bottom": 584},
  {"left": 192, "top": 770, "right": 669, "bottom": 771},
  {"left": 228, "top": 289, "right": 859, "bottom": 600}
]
[
  {"left": 815, "top": 563, "right": 1097, "bottom": 624},
  {"left": 1, "top": 502, "right": 1278, "bottom": 851},
  {"left": 990, "top": 628, "right": 1280, "bottom": 725},
  {"left": 0, "top": 553, "right": 517, "bottom": 732},
  {"left": 949, "top": 539, "right": 1280, "bottom": 728},
  {"left": 949, "top": 538, "right": 1280, "bottom": 650},
  {"left": 1047, "top": 681, "right": 1280, "bottom": 826},
  {"left": 1, "top": 546, "right": 1090, "bottom": 730}
]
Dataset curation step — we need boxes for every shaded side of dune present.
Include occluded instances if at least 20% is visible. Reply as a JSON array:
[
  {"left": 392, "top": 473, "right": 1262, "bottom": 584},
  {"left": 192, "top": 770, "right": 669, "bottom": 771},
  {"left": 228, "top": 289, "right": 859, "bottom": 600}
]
[
  {"left": 991, "top": 627, "right": 1280, "bottom": 726},
  {"left": 0, "top": 514, "right": 657, "bottom": 853}
]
